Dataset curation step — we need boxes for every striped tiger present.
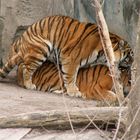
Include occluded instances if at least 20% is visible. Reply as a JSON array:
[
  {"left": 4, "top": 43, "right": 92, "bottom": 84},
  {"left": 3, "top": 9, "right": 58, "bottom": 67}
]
[
  {"left": 17, "top": 61, "right": 131, "bottom": 101},
  {"left": 0, "top": 15, "right": 133, "bottom": 97}
]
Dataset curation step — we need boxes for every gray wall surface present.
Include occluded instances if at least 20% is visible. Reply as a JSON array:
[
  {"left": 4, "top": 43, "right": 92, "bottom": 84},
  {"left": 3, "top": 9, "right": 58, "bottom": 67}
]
[
  {"left": 0, "top": 0, "right": 74, "bottom": 61},
  {"left": 75, "top": 0, "right": 140, "bottom": 44},
  {"left": 0, "top": 0, "right": 139, "bottom": 62}
]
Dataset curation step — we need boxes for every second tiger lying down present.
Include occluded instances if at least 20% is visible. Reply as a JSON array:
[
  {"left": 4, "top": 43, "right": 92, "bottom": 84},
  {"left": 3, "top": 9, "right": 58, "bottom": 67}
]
[{"left": 17, "top": 61, "right": 131, "bottom": 101}]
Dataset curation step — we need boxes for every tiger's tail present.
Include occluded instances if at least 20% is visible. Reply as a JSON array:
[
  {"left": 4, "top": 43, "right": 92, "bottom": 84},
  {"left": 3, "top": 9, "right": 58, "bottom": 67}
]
[{"left": 0, "top": 53, "right": 22, "bottom": 78}]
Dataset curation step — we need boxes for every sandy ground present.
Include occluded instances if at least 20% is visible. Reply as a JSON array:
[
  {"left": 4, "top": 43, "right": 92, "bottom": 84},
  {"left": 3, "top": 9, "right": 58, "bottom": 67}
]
[
  {"left": 0, "top": 71, "right": 114, "bottom": 140},
  {"left": 0, "top": 71, "right": 98, "bottom": 117},
  {"left": 0, "top": 128, "right": 114, "bottom": 140}
]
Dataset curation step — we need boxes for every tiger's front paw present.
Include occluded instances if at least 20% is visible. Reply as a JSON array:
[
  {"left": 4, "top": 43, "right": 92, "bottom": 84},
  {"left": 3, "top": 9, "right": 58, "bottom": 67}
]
[
  {"left": 105, "top": 91, "right": 117, "bottom": 102},
  {"left": 54, "top": 89, "right": 63, "bottom": 94},
  {"left": 28, "top": 83, "right": 36, "bottom": 90},
  {"left": 24, "top": 80, "right": 36, "bottom": 90},
  {"left": 66, "top": 85, "right": 82, "bottom": 97}
]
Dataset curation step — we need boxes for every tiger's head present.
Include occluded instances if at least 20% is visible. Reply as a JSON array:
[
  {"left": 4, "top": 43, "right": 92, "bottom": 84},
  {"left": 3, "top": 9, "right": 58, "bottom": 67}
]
[
  {"left": 93, "top": 39, "right": 134, "bottom": 68},
  {"left": 118, "top": 40, "right": 134, "bottom": 68},
  {"left": 119, "top": 65, "right": 132, "bottom": 97}
]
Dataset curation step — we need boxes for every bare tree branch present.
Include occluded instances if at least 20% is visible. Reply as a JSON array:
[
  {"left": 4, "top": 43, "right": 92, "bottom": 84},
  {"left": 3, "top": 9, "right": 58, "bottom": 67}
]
[
  {"left": 0, "top": 107, "right": 127, "bottom": 128},
  {"left": 93, "top": 0, "right": 124, "bottom": 104}
]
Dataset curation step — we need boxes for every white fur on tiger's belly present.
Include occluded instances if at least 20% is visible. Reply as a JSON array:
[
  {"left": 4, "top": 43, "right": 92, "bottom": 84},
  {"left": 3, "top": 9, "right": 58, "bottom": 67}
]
[{"left": 80, "top": 51, "right": 98, "bottom": 67}]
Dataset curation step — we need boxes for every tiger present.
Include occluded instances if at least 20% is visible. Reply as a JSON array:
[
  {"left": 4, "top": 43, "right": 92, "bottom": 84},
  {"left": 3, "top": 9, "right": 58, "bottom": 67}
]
[
  {"left": 0, "top": 15, "right": 133, "bottom": 97},
  {"left": 17, "top": 60, "right": 131, "bottom": 101}
]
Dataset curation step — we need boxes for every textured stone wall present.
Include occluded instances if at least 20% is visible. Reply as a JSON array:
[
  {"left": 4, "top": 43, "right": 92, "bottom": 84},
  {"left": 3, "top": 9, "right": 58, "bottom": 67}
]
[
  {"left": 0, "top": 0, "right": 75, "bottom": 61},
  {"left": 0, "top": 0, "right": 139, "bottom": 62},
  {"left": 75, "top": 0, "right": 140, "bottom": 44},
  {"left": 0, "top": 0, "right": 74, "bottom": 62}
]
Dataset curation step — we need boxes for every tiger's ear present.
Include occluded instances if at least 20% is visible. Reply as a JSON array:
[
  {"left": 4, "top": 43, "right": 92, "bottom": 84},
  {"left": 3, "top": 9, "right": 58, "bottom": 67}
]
[
  {"left": 119, "top": 40, "right": 126, "bottom": 49},
  {"left": 119, "top": 40, "right": 130, "bottom": 51}
]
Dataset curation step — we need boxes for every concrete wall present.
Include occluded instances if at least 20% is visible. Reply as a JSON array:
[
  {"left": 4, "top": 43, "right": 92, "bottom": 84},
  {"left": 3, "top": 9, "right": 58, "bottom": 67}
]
[{"left": 0, "top": 0, "right": 139, "bottom": 62}]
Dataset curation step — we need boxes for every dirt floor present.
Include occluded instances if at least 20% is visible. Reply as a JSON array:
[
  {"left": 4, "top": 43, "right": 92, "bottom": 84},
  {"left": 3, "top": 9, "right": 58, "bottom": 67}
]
[
  {"left": 0, "top": 71, "right": 115, "bottom": 140},
  {"left": 0, "top": 128, "right": 115, "bottom": 140},
  {"left": 0, "top": 71, "right": 98, "bottom": 117}
]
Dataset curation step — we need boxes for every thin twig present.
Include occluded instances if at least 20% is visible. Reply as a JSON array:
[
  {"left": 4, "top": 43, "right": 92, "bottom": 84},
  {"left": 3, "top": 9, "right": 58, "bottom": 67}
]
[
  {"left": 112, "top": 107, "right": 123, "bottom": 140},
  {"left": 78, "top": 120, "right": 93, "bottom": 134},
  {"left": 55, "top": 47, "right": 109, "bottom": 139},
  {"left": 55, "top": 48, "right": 112, "bottom": 138},
  {"left": 120, "top": 106, "right": 140, "bottom": 140},
  {"left": 78, "top": 110, "right": 100, "bottom": 135},
  {"left": 62, "top": 95, "right": 77, "bottom": 137},
  {"left": 84, "top": 113, "right": 111, "bottom": 140},
  {"left": 55, "top": 49, "right": 77, "bottom": 139}
]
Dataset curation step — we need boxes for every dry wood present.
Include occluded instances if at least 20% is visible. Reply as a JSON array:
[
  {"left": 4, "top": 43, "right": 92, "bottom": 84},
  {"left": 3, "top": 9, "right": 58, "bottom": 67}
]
[
  {"left": 0, "top": 107, "right": 128, "bottom": 128},
  {"left": 93, "top": 0, "right": 124, "bottom": 103}
]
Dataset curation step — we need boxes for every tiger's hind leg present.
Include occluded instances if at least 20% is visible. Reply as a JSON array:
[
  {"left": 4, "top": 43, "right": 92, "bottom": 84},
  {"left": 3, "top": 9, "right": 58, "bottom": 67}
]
[
  {"left": 23, "top": 67, "right": 36, "bottom": 89},
  {"left": 17, "top": 63, "right": 24, "bottom": 87},
  {"left": 17, "top": 62, "right": 34, "bottom": 89},
  {"left": 22, "top": 52, "right": 47, "bottom": 90},
  {"left": 17, "top": 62, "right": 36, "bottom": 89}
]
